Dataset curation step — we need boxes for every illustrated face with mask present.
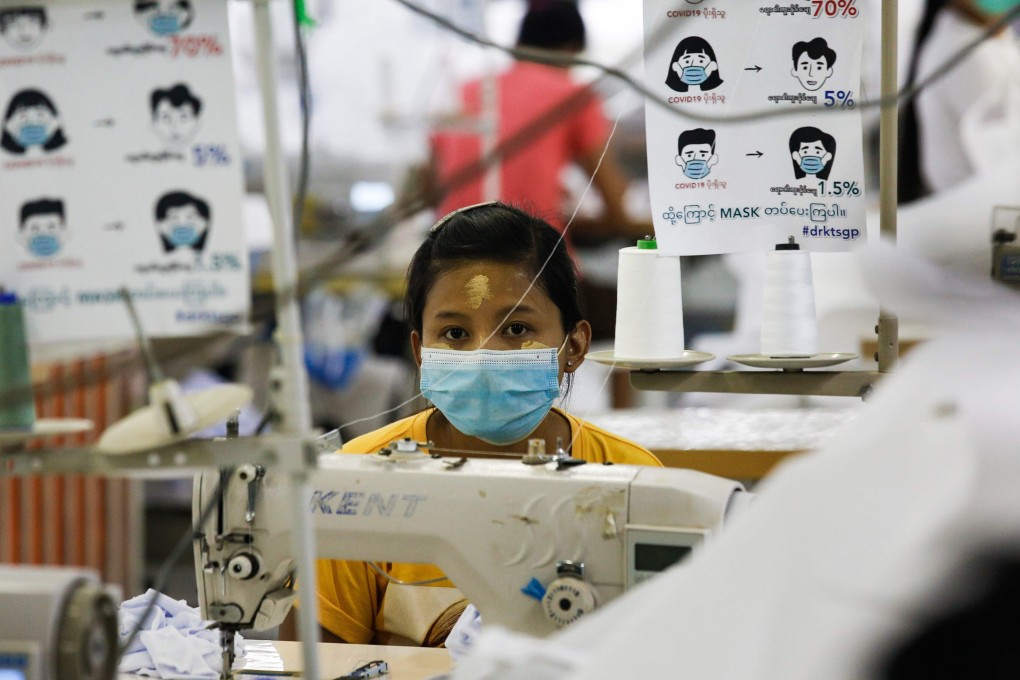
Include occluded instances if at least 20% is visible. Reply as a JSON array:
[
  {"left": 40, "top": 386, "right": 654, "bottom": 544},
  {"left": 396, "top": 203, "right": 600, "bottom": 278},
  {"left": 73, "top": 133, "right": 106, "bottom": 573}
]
[
  {"left": 412, "top": 261, "right": 589, "bottom": 448},
  {"left": 20, "top": 209, "right": 66, "bottom": 258},
  {"left": 671, "top": 50, "right": 716, "bottom": 87},
  {"left": 135, "top": 0, "right": 192, "bottom": 37},
  {"left": 158, "top": 202, "right": 207, "bottom": 249},
  {"left": 4, "top": 103, "right": 58, "bottom": 149},
  {"left": 792, "top": 139, "right": 831, "bottom": 175},
  {"left": 676, "top": 142, "right": 718, "bottom": 179}
]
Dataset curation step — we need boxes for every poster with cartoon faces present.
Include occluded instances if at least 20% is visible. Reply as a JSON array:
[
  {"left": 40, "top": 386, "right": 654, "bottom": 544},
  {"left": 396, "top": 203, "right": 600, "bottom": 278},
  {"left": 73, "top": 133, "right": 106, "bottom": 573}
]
[
  {"left": 0, "top": 0, "right": 248, "bottom": 342},
  {"left": 643, "top": 1, "right": 868, "bottom": 255}
]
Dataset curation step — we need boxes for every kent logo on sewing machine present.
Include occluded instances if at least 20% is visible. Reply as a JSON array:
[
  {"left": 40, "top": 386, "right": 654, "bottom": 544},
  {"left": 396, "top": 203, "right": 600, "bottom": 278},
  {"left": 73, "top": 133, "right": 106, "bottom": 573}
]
[{"left": 310, "top": 489, "right": 428, "bottom": 518}]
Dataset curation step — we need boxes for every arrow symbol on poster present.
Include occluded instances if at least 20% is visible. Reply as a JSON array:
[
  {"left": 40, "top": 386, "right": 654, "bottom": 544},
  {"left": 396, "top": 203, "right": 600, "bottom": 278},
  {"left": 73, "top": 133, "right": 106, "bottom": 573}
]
[
  {"left": 745, "top": 151, "right": 764, "bottom": 158},
  {"left": 743, "top": 65, "right": 762, "bottom": 72}
]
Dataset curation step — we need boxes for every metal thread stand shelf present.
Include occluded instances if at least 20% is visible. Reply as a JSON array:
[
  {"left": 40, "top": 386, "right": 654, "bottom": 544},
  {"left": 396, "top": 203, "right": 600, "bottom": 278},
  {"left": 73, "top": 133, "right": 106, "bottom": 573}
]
[
  {"left": 630, "top": 369, "right": 882, "bottom": 400},
  {"left": 625, "top": 313, "right": 900, "bottom": 400}
]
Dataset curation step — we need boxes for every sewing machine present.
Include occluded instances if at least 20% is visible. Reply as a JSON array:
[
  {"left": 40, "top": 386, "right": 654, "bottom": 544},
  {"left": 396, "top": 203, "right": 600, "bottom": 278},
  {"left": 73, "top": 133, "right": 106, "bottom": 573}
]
[
  {"left": 0, "top": 565, "right": 119, "bottom": 680},
  {"left": 193, "top": 443, "right": 749, "bottom": 659}
]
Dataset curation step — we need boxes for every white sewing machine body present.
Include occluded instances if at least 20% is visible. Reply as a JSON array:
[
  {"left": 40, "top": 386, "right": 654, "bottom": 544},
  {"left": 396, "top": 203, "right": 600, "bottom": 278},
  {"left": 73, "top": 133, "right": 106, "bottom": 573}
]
[
  {"left": 0, "top": 565, "right": 119, "bottom": 680},
  {"left": 193, "top": 451, "right": 748, "bottom": 637}
]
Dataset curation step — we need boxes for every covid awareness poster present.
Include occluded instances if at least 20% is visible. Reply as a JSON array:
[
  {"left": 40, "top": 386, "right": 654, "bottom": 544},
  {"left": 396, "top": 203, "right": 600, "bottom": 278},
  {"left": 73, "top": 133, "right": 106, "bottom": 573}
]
[
  {"left": 0, "top": 0, "right": 249, "bottom": 342},
  {"left": 643, "top": 0, "right": 868, "bottom": 255}
]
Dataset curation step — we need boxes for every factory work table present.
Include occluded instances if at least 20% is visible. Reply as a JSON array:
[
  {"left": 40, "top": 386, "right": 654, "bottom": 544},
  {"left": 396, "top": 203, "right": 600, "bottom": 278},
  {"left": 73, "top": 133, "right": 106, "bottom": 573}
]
[
  {"left": 584, "top": 407, "right": 860, "bottom": 480},
  {"left": 233, "top": 639, "right": 453, "bottom": 680}
]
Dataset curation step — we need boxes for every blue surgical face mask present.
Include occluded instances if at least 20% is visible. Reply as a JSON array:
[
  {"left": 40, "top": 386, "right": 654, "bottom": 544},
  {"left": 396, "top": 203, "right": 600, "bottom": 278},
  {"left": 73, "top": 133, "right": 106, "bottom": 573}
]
[
  {"left": 28, "top": 234, "right": 60, "bottom": 257},
  {"left": 799, "top": 155, "right": 824, "bottom": 174},
  {"left": 681, "top": 66, "right": 708, "bottom": 85},
  {"left": 169, "top": 224, "right": 198, "bottom": 246},
  {"left": 683, "top": 159, "right": 710, "bottom": 179},
  {"left": 150, "top": 12, "right": 180, "bottom": 35},
  {"left": 420, "top": 347, "right": 561, "bottom": 446},
  {"left": 18, "top": 123, "right": 48, "bottom": 147}
]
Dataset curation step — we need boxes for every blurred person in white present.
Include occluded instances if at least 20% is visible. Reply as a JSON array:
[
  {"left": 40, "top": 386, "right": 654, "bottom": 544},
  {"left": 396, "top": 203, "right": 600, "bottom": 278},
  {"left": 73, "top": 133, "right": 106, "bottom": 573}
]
[{"left": 899, "top": 0, "right": 1020, "bottom": 203}]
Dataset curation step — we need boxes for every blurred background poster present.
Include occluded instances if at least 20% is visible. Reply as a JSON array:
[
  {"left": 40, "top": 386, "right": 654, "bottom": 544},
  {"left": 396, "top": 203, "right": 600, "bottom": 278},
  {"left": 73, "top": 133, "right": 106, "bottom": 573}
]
[{"left": 0, "top": 0, "right": 249, "bottom": 343}]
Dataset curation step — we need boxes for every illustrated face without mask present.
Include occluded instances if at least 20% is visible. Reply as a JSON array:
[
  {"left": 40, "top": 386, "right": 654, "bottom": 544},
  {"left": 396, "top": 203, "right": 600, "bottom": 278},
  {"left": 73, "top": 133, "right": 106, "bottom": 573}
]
[{"left": 419, "top": 347, "right": 562, "bottom": 446}]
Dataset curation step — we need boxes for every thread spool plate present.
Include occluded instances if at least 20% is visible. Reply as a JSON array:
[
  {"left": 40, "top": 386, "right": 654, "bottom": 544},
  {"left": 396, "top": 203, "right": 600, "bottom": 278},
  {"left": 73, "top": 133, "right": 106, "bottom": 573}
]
[
  {"left": 0, "top": 418, "right": 94, "bottom": 444},
  {"left": 727, "top": 353, "right": 857, "bottom": 370},
  {"left": 96, "top": 383, "right": 253, "bottom": 454},
  {"left": 586, "top": 350, "right": 715, "bottom": 370}
]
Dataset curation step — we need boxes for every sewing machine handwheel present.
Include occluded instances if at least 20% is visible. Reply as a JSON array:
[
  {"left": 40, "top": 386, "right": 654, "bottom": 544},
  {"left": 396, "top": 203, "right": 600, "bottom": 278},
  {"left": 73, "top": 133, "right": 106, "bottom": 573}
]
[{"left": 542, "top": 577, "right": 598, "bottom": 627}]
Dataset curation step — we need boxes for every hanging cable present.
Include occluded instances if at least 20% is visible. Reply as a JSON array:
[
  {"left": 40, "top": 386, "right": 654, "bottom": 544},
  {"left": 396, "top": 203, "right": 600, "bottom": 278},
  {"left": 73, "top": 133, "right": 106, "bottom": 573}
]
[{"left": 291, "top": 0, "right": 313, "bottom": 236}]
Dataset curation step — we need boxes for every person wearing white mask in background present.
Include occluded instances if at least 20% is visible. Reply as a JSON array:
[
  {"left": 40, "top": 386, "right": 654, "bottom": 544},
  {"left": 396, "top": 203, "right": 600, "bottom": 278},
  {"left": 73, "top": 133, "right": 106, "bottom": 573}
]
[
  {"left": 279, "top": 202, "right": 662, "bottom": 647},
  {"left": 899, "top": 0, "right": 1020, "bottom": 203}
]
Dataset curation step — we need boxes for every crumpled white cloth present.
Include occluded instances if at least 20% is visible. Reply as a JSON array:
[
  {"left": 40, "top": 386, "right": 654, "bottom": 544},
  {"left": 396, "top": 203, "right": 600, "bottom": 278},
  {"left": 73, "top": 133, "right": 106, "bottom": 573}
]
[
  {"left": 446, "top": 603, "right": 482, "bottom": 661},
  {"left": 448, "top": 625, "right": 585, "bottom": 680},
  {"left": 118, "top": 589, "right": 245, "bottom": 679}
]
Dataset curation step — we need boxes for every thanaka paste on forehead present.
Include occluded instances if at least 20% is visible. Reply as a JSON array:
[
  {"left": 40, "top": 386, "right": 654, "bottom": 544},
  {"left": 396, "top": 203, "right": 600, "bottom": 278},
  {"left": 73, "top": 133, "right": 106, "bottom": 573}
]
[{"left": 463, "top": 274, "right": 493, "bottom": 310}]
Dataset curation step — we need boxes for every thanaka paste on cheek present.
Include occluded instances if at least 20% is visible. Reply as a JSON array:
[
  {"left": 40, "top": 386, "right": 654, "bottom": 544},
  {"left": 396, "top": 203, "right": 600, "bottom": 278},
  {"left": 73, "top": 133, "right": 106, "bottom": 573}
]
[
  {"left": 520, "top": 341, "right": 550, "bottom": 350},
  {"left": 464, "top": 275, "right": 493, "bottom": 310}
]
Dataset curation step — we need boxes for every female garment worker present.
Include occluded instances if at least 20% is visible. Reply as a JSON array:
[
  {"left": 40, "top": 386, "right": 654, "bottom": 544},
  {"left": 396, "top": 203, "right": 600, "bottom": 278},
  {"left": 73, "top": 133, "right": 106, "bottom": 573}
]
[{"left": 299, "top": 202, "right": 662, "bottom": 646}]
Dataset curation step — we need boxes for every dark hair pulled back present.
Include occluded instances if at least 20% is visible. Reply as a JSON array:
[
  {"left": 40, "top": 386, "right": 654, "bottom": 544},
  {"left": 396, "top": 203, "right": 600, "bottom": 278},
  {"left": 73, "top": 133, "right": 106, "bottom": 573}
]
[{"left": 404, "top": 202, "right": 583, "bottom": 336}]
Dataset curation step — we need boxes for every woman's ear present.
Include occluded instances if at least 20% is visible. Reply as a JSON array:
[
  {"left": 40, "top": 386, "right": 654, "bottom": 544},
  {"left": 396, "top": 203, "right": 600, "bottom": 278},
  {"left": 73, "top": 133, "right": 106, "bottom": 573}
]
[
  {"left": 564, "top": 320, "right": 591, "bottom": 374},
  {"left": 410, "top": 330, "right": 423, "bottom": 368}
]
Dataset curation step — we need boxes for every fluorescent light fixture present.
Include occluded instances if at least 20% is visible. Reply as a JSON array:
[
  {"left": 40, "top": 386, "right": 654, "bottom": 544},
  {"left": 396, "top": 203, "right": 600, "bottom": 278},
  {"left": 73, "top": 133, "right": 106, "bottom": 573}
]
[{"left": 350, "top": 181, "right": 394, "bottom": 212}]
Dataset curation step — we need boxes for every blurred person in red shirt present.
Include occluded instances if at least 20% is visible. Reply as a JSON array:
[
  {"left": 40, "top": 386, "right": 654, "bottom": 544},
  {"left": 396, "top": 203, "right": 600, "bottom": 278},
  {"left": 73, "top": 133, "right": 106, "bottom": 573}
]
[{"left": 427, "top": 0, "right": 649, "bottom": 246}]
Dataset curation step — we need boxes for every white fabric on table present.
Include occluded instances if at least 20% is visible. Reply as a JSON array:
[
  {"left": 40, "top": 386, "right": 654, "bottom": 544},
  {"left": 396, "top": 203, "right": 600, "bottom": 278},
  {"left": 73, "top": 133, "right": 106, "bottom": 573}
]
[{"left": 118, "top": 589, "right": 245, "bottom": 679}]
